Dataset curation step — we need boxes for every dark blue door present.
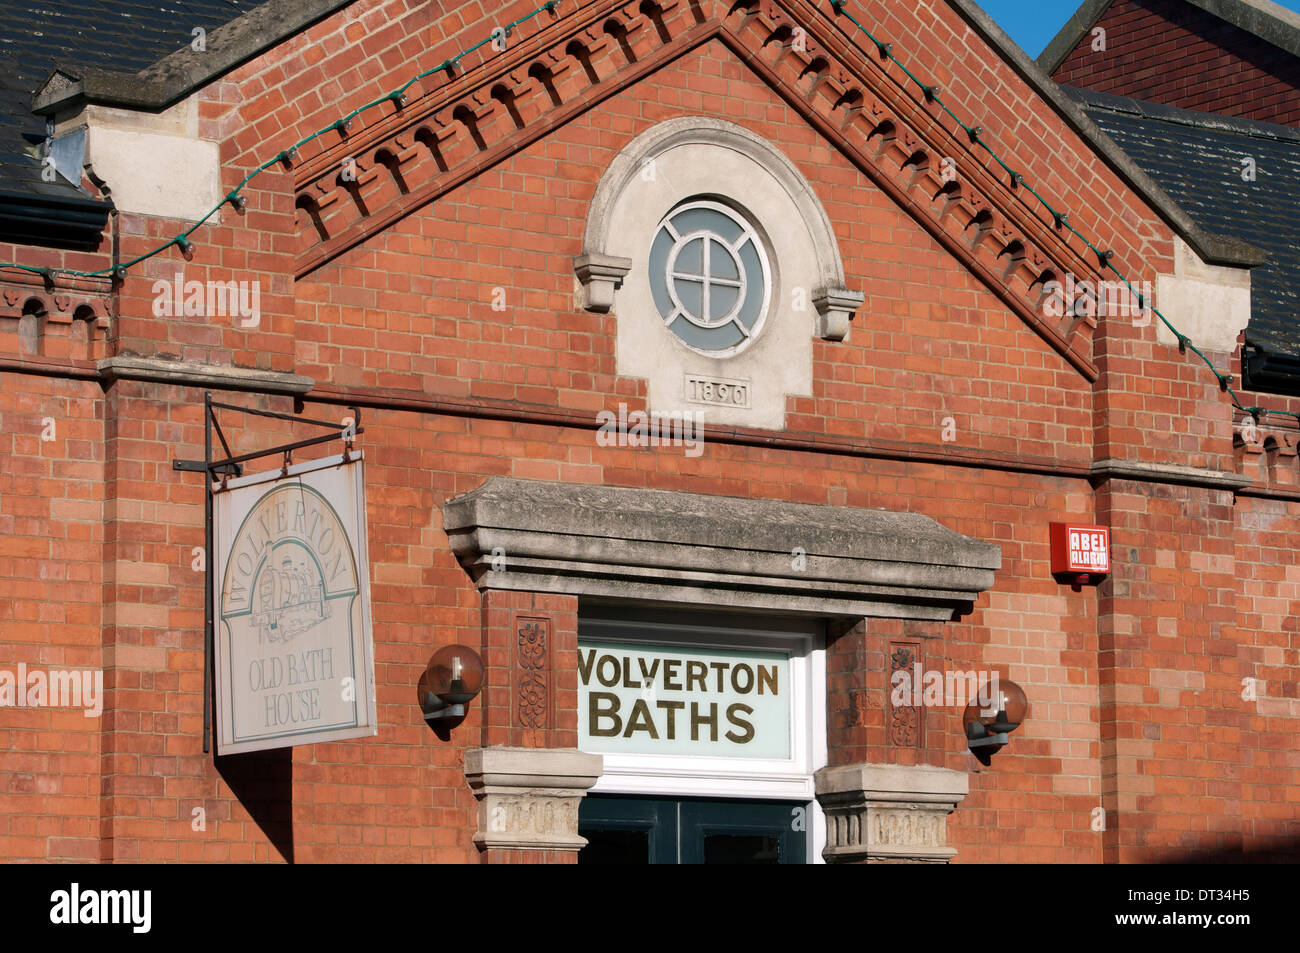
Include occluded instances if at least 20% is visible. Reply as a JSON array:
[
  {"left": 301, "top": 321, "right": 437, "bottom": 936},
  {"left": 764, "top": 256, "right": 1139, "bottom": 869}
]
[{"left": 578, "top": 795, "right": 807, "bottom": 864}]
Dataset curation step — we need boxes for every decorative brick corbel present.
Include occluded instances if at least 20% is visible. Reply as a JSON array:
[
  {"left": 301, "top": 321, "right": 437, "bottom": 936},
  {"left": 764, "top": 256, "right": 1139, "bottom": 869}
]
[
  {"left": 574, "top": 253, "right": 632, "bottom": 313},
  {"left": 814, "top": 287, "right": 865, "bottom": 342}
]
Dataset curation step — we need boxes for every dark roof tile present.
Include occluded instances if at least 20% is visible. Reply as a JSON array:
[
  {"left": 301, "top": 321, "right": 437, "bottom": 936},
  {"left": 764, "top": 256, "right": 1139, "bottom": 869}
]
[
  {"left": 1066, "top": 85, "right": 1300, "bottom": 360},
  {"left": 0, "top": 0, "right": 269, "bottom": 200}
]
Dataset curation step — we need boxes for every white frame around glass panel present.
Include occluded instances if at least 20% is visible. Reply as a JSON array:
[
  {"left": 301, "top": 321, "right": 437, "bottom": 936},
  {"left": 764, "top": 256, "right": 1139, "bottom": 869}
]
[
  {"left": 649, "top": 199, "right": 772, "bottom": 357},
  {"left": 579, "top": 611, "right": 827, "bottom": 863}
]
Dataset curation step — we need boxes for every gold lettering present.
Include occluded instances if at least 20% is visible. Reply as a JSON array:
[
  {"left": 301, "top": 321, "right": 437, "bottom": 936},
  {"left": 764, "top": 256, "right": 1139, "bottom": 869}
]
[
  {"left": 725, "top": 702, "right": 755, "bottom": 743},
  {"left": 595, "top": 655, "right": 620, "bottom": 688},
  {"left": 589, "top": 692, "right": 621, "bottom": 736},
  {"left": 622, "top": 699, "right": 658, "bottom": 739},
  {"left": 621, "top": 656, "right": 641, "bottom": 689},
  {"left": 637, "top": 656, "right": 660, "bottom": 684},
  {"left": 657, "top": 700, "right": 684, "bottom": 739},
  {"left": 685, "top": 660, "right": 707, "bottom": 692},
  {"left": 731, "top": 663, "right": 754, "bottom": 694},
  {"left": 577, "top": 649, "right": 596, "bottom": 686},
  {"left": 710, "top": 661, "right": 728, "bottom": 692},
  {"left": 691, "top": 702, "right": 718, "bottom": 742}
]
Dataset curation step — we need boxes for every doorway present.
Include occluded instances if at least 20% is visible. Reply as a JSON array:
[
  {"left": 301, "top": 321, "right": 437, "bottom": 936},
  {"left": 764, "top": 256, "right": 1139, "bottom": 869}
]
[{"left": 578, "top": 794, "right": 808, "bottom": 864}]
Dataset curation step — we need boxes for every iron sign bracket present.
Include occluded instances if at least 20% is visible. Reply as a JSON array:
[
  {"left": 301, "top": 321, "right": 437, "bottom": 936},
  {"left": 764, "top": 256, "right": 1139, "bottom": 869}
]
[{"left": 171, "top": 392, "right": 363, "bottom": 754}]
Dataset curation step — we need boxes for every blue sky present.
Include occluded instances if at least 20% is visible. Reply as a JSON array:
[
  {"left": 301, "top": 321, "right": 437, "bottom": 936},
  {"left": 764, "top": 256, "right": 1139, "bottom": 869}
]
[{"left": 975, "top": 0, "right": 1300, "bottom": 58}]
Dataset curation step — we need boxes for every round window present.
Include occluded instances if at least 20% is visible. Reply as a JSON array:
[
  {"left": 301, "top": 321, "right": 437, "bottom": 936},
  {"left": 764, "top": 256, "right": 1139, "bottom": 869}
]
[{"left": 648, "top": 199, "right": 771, "bottom": 355}]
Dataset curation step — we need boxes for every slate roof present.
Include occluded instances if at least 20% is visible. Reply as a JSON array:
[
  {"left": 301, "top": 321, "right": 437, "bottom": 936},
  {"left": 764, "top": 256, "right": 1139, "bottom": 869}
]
[
  {"left": 1065, "top": 85, "right": 1300, "bottom": 361},
  {"left": 0, "top": 0, "right": 269, "bottom": 202}
]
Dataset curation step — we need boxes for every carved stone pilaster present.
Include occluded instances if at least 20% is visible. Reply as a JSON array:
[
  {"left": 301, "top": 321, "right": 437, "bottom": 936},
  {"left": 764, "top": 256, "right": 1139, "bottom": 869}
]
[
  {"left": 464, "top": 747, "right": 603, "bottom": 852},
  {"left": 887, "top": 643, "right": 922, "bottom": 748},
  {"left": 515, "top": 617, "right": 549, "bottom": 729},
  {"left": 815, "top": 762, "right": 968, "bottom": 863}
]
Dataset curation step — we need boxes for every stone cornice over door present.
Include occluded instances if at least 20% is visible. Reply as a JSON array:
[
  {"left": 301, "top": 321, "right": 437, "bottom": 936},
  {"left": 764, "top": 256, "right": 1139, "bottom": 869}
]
[{"left": 443, "top": 477, "right": 1000, "bottom": 621}]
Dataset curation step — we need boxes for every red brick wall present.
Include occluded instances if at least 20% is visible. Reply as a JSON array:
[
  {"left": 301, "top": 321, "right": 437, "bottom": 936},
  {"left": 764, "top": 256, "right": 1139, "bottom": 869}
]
[
  {"left": 1232, "top": 430, "right": 1300, "bottom": 861},
  {"left": 0, "top": 374, "right": 104, "bottom": 861},
  {"left": 1052, "top": 0, "right": 1300, "bottom": 125},
  {"left": 1095, "top": 480, "right": 1245, "bottom": 861},
  {"left": 2, "top": 0, "right": 1298, "bottom": 864}
]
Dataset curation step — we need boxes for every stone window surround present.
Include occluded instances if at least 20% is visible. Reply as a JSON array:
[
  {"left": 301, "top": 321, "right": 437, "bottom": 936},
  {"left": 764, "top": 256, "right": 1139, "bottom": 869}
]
[
  {"left": 575, "top": 116, "right": 863, "bottom": 341},
  {"left": 447, "top": 477, "right": 998, "bottom": 862},
  {"left": 573, "top": 116, "right": 866, "bottom": 432}
]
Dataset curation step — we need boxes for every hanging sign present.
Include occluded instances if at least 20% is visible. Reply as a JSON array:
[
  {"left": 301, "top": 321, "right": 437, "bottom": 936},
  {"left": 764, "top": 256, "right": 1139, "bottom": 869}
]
[
  {"left": 578, "top": 640, "right": 791, "bottom": 759},
  {"left": 212, "top": 453, "right": 377, "bottom": 754}
]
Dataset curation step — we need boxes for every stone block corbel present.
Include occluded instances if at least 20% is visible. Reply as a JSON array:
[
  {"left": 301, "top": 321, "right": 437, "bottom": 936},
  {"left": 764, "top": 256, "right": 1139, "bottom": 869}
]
[
  {"left": 814, "top": 287, "right": 865, "bottom": 341},
  {"left": 574, "top": 253, "right": 632, "bottom": 313}
]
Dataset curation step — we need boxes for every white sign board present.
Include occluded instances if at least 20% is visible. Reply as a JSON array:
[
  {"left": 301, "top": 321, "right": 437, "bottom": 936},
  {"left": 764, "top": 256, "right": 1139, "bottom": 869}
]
[
  {"left": 578, "top": 640, "right": 790, "bottom": 759},
  {"left": 212, "top": 453, "right": 377, "bottom": 754}
]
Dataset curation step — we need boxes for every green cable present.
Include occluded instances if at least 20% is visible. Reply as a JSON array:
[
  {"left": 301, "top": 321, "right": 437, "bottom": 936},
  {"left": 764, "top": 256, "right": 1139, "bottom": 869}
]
[
  {"left": 0, "top": 0, "right": 560, "bottom": 281},
  {"left": 3, "top": 0, "right": 1294, "bottom": 428},
  {"left": 832, "top": 2, "right": 1295, "bottom": 428}
]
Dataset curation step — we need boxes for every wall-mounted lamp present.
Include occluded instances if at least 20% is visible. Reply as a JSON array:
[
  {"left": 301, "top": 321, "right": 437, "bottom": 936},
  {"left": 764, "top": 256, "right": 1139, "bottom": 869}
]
[
  {"left": 963, "top": 679, "right": 1029, "bottom": 766},
  {"left": 419, "top": 644, "right": 484, "bottom": 724}
]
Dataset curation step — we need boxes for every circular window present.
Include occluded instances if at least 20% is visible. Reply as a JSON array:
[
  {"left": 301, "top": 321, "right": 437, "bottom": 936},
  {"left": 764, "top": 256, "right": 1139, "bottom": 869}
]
[{"left": 648, "top": 199, "right": 771, "bottom": 355}]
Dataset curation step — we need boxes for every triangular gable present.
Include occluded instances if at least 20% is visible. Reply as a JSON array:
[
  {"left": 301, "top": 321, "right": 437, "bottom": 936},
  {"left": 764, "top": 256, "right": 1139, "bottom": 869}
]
[{"left": 279, "top": 0, "right": 1217, "bottom": 379}]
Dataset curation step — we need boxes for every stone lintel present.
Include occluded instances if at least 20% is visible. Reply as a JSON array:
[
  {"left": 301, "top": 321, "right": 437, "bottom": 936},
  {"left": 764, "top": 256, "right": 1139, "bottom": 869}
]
[
  {"left": 1091, "top": 457, "right": 1250, "bottom": 490},
  {"left": 444, "top": 477, "right": 1000, "bottom": 622},
  {"left": 98, "top": 355, "right": 314, "bottom": 395}
]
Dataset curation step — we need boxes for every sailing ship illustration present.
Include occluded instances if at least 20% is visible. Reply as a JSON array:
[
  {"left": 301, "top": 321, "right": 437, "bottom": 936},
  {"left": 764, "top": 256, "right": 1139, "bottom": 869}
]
[{"left": 251, "top": 550, "right": 331, "bottom": 644}]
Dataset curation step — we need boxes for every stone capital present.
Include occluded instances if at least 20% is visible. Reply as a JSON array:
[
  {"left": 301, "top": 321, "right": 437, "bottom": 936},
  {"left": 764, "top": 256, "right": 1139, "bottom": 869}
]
[
  {"left": 464, "top": 746, "right": 603, "bottom": 852},
  {"left": 815, "top": 762, "right": 969, "bottom": 863}
]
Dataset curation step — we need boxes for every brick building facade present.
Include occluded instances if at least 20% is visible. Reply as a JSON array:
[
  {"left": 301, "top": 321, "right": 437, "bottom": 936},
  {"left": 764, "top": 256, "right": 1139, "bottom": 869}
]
[
  {"left": 1, "top": 0, "right": 1298, "bottom": 864},
  {"left": 1043, "top": 0, "right": 1300, "bottom": 125}
]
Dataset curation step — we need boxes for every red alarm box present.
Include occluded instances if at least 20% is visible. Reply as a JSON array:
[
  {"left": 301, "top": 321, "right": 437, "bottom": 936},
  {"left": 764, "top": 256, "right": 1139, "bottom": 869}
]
[{"left": 1049, "top": 523, "right": 1110, "bottom": 575}]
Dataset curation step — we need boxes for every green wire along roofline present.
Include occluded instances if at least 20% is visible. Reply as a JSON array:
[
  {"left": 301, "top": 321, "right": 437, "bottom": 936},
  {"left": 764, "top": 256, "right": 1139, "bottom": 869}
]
[
  {"left": 833, "top": 3, "right": 1296, "bottom": 427},
  {"left": 0, "top": 0, "right": 1292, "bottom": 427},
  {"left": 0, "top": 1, "right": 558, "bottom": 281}
]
